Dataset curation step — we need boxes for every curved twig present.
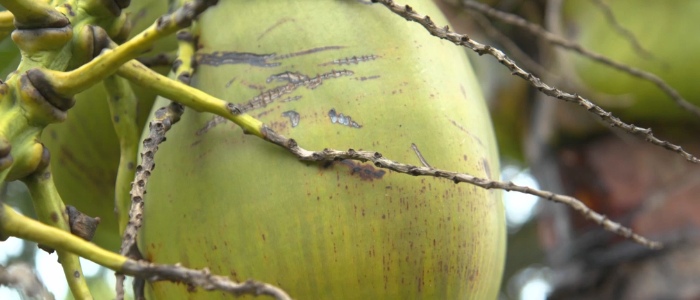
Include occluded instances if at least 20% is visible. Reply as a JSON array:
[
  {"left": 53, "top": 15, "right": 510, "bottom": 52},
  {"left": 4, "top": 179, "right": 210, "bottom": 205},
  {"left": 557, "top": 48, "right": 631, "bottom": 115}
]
[
  {"left": 117, "top": 20, "right": 197, "bottom": 300},
  {"left": 460, "top": 0, "right": 700, "bottom": 118},
  {"left": 262, "top": 127, "right": 662, "bottom": 249},
  {"left": 0, "top": 263, "right": 54, "bottom": 300},
  {"left": 370, "top": 0, "right": 700, "bottom": 164},
  {"left": 589, "top": 0, "right": 656, "bottom": 60}
]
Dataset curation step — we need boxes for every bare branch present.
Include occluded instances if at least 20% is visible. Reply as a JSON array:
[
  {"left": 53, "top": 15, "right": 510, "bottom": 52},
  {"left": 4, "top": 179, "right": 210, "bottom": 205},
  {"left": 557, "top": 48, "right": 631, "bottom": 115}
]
[
  {"left": 467, "top": 10, "right": 552, "bottom": 78},
  {"left": 121, "top": 261, "right": 292, "bottom": 300},
  {"left": 120, "top": 17, "right": 195, "bottom": 264},
  {"left": 261, "top": 127, "right": 662, "bottom": 249},
  {"left": 0, "top": 263, "right": 54, "bottom": 300},
  {"left": 410, "top": 143, "right": 432, "bottom": 168},
  {"left": 459, "top": 0, "right": 700, "bottom": 118},
  {"left": 588, "top": 0, "right": 656, "bottom": 60},
  {"left": 118, "top": 22, "right": 198, "bottom": 300},
  {"left": 369, "top": 0, "right": 700, "bottom": 164},
  {"left": 116, "top": 102, "right": 184, "bottom": 299},
  {"left": 118, "top": 51, "right": 192, "bottom": 261}
]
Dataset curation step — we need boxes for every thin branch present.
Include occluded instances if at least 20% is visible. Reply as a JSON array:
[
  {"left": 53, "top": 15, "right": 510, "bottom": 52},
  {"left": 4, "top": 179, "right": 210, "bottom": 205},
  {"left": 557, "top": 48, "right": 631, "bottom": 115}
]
[
  {"left": 467, "top": 10, "right": 552, "bottom": 78},
  {"left": 118, "top": 40, "right": 192, "bottom": 265},
  {"left": 0, "top": 263, "right": 54, "bottom": 300},
  {"left": 261, "top": 127, "right": 662, "bottom": 249},
  {"left": 410, "top": 143, "right": 432, "bottom": 168},
  {"left": 589, "top": 0, "right": 656, "bottom": 60},
  {"left": 121, "top": 261, "right": 292, "bottom": 300},
  {"left": 118, "top": 23, "right": 197, "bottom": 300},
  {"left": 459, "top": 0, "right": 700, "bottom": 118},
  {"left": 369, "top": 0, "right": 700, "bottom": 164},
  {"left": 116, "top": 101, "right": 183, "bottom": 299}
]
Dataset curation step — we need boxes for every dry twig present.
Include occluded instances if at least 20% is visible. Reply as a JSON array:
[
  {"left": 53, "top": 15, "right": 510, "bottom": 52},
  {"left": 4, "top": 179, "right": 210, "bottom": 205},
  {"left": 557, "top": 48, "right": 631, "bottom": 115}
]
[
  {"left": 261, "top": 127, "right": 662, "bottom": 249},
  {"left": 369, "top": 0, "right": 700, "bottom": 164},
  {"left": 410, "top": 143, "right": 432, "bottom": 168},
  {"left": 120, "top": 261, "right": 292, "bottom": 300},
  {"left": 117, "top": 69, "right": 188, "bottom": 300},
  {"left": 116, "top": 102, "right": 183, "bottom": 300},
  {"left": 460, "top": 0, "right": 700, "bottom": 118},
  {"left": 116, "top": 4, "right": 205, "bottom": 298},
  {"left": 467, "top": 10, "right": 552, "bottom": 77},
  {"left": 589, "top": 0, "right": 656, "bottom": 60},
  {"left": 0, "top": 263, "right": 54, "bottom": 300}
]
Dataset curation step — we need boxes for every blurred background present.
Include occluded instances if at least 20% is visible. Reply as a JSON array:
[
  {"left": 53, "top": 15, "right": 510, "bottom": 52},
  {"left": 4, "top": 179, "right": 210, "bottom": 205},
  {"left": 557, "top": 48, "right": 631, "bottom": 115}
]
[
  {"left": 3, "top": 0, "right": 700, "bottom": 299},
  {"left": 436, "top": 0, "right": 700, "bottom": 299}
]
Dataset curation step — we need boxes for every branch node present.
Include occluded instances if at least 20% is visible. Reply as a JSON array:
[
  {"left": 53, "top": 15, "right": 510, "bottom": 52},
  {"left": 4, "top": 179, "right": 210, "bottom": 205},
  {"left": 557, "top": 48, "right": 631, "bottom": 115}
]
[{"left": 65, "top": 205, "right": 100, "bottom": 242}]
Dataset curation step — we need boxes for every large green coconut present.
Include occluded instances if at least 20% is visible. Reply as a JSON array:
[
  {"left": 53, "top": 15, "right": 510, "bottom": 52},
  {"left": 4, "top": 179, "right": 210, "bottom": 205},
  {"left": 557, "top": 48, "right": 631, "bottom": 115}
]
[{"left": 140, "top": 1, "right": 505, "bottom": 299}]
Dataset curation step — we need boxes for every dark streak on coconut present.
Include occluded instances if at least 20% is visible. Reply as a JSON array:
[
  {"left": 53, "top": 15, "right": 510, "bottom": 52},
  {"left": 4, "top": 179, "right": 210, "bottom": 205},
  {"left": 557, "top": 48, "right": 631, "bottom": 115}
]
[
  {"left": 318, "top": 54, "right": 381, "bottom": 66},
  {"left": 257, "top": 18, "right": 295, "bottom": 41},
  {"left": 198, "top": 68, "right": 353, "bottom": 135},
  {"left": 239, "top": 70, "right": 353, "bottom": 112},
  {"left": 482, "top": 158, "right": 491, "bottom": 179},
  {"left": 355, "top": 75, "right": 381, "bottom": 81},
  {"left": 273, "top": 45, "right": 345, "bottom": 60},
  {"left": 195, "top": 116, "right": 227, "bottom": 136},
  {"left": 266, "top": 71, "right": 309, "bottom": 84},
  {"left": 197, "top": 51, "right": 280, "bottom": 67},
  {"left": 280, "top": 95, "right": 303, "bottom": 103},
  {"left": 225, "top": 77, "right": 236, "bottom": 88},
  {"left": 445, "top": 116, "right": 484, "bottom": 148},
  {"left": 281, "top": 110, "right": 301, "bottom": 127},
  {"left": 328, "top": 108, "right": 362, "bottom": 128},
  {"left": 240, "top": 79, "right": 266, "bottom": 91}
]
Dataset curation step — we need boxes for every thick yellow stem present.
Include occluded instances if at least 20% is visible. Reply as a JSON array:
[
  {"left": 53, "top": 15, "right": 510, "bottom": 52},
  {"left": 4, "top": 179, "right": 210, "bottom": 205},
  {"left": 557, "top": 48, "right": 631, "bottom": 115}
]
[
  {"left": 0, "top": 203, "right": 127, "bottom": 271},
  {"left": 117, "top": 61, "right": 266, "bottom": 138},
  {"left": 102, "top": 76, "right": 139, "bottom": 235},
  {"left": 23, "top": 168, "right": 93, "bottom": 299}
]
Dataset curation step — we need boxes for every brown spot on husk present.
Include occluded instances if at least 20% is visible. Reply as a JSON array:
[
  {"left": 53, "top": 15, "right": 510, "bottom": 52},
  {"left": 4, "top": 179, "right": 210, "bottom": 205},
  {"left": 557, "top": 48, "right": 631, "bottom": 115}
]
[{"left": 50, "top": 212, "right": 59, "bottom": 223}]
